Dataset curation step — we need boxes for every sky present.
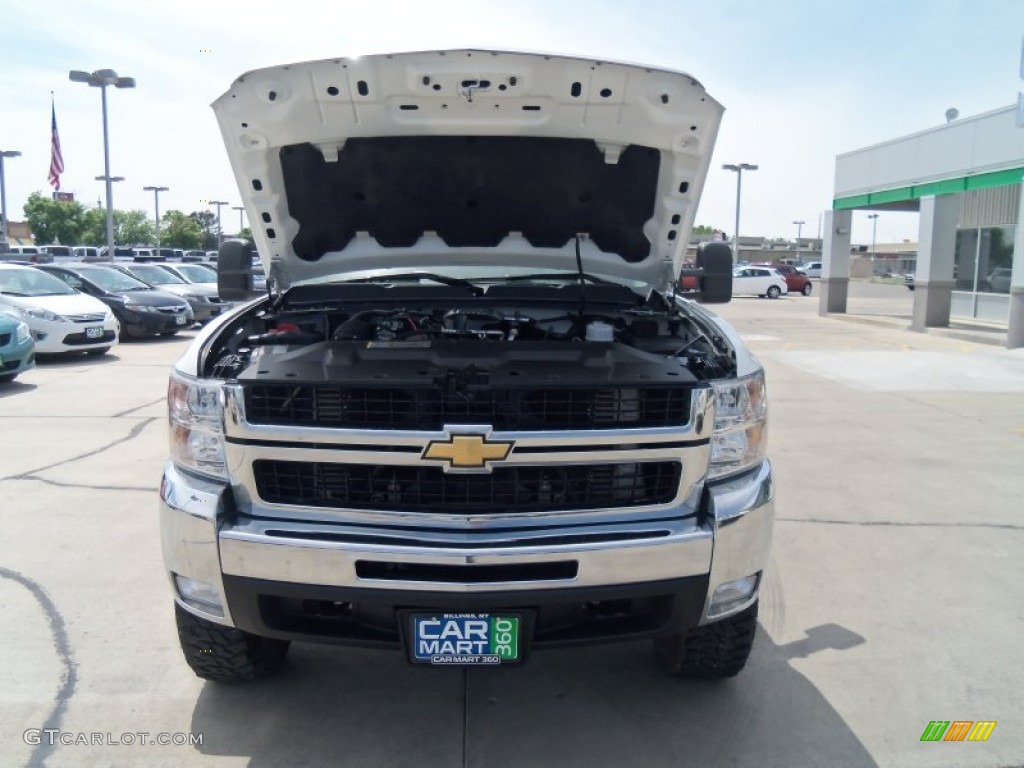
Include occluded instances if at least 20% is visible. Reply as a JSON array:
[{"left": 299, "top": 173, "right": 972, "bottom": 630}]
[{"left": 2, "top": 0, "right": 1022, "bottom": 247}]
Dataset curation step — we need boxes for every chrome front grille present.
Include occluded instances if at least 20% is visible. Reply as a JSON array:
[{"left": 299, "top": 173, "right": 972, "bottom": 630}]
[
  {"left": 223, "top": 384, "right": 714, "bottom": 525},
  {"left": 66, "top": 313, "right": 106, "bottom": 323}
]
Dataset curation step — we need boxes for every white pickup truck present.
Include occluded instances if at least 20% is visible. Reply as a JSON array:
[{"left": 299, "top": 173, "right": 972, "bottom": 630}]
[{"left": 160, "top": 49, "right": 774, "bottom": 681}]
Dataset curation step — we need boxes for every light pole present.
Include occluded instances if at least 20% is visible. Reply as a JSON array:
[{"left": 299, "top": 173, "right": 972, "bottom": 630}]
[
  {"left": 209, "top": 200, "right": 229, "bottom": 247},
  {"left": 144, "top": 185, "right": 169, "bottom": 256},
  {"left": 792, "top": 220, "right": 805, "bottom": 262},
  {"left": 94, "top": 176, "right": 124, "bottom": 251},
  {"left": 722, "top": 163, "right": 758, "bottom": 260},
  {"left": 232, "top": 205, "right": 245, "bottom": 236},
  {"left": 867, "top": 213, "right": 879, "bottom": 262},
  {"left": 69, "top": 68, "right": 135, "bottom": 259},
  {"left": 0, "top": 150, "right": 21, "bottom": 246}
]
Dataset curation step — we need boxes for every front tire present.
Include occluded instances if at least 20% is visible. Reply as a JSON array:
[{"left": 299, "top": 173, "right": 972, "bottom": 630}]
[
  {"left": 654, "top": 602, "right": 758, "bottom": 679},
  {"left": 86, "top": 347, "right": 110, "bottom": 356},
  {"left": 766, "top": 286, "right": 781, "bottom": 299},
  {"left": 801, "top": 283, "right": 813, "bottom": 296},
  {"left": 175, "top": 603, "right": 290, "bottom": 682}
]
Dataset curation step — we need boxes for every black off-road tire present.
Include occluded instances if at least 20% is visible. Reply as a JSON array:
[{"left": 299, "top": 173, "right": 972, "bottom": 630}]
[
  {"left": 766, "top": 285, "right": 782, "bottom": 299},
  {"left": 654, "top": 601, "right": 758, "bottom": 679},
  {"left": 175, "top": 603, "right": 290, "bottom": 682}
]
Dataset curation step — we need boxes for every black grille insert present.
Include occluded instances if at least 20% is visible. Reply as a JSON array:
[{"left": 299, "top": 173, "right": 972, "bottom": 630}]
[
  {"left": 253, "top": 460, "right": 681, "bottom": 513},
  {"left": 245, "top": 385, "right": 689, "bottom": 430}
]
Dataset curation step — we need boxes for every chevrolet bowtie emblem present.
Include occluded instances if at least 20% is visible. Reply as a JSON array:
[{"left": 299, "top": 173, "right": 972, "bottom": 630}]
[{"left": 422, "top": 434, "right": 514, "bottom": 471}]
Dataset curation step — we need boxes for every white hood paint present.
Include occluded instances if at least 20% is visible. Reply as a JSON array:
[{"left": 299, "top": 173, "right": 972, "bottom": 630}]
[{"left": 213, "top": 49, "right": 723, "bottom": 290}]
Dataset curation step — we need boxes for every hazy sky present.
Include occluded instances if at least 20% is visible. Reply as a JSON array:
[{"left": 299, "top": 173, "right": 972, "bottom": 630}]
[{"left": 3, "top": 0, "right": 1022, "bottom": 246}]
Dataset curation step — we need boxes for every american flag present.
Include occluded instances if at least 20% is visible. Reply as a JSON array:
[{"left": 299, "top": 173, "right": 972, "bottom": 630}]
[{"left": 48, "top": 99, "right": 64, "bottom": 190}]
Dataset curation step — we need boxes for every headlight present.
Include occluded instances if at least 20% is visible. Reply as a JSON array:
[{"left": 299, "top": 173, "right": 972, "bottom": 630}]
[
  {"left": 22, "top": 307, "right": 66, "bottom": 323},
  {"left": 709, "top": 371, "right": 767, "bottom": 480},
  {"left": 168, "top": 370, "right": 226, "bottom": 479},
  {"left": 15, "top": 321, "right": 31, "bottom": 343}
]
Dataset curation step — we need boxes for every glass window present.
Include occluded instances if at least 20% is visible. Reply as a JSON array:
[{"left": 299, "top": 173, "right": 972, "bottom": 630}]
[{"left": 954, "top": 226, "right": 1014, "bottom": 294}]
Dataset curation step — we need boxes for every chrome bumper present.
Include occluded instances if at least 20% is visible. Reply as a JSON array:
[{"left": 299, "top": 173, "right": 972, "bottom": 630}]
[{"left": 160, "top": 460, "right": 773, "bottom": 628}]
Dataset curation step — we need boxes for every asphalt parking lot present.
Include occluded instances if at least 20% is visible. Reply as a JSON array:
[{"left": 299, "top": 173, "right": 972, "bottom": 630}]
[{"left": 1, "top": 282, "right": 1022, "bottom": 768}]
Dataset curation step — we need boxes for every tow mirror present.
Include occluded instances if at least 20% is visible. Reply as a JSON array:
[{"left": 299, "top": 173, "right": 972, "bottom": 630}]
[
  {"left": 677, "top": 241, "right": 733, "bottom": 303},
  {"left": 217, "top": 239, "right": 260, "bottom": 300}
]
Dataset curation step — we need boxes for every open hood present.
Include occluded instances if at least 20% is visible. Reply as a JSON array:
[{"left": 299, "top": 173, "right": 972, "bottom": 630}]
[{"left": 213, "top": 49, "right": 724, "bottom": 291}]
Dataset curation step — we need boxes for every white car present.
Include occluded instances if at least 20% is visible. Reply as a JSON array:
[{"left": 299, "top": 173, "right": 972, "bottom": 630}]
[
  {"left": 0, "top": 264, "right": 119, "bottom": 354},
  {"left": 732, "top": 266, "right": 789, "bottom": 298},
  {"left": 798, "top": 261, "right": 822, "bottom": 278}
]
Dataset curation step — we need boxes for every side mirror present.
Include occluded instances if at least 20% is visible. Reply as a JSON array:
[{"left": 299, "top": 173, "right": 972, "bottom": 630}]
[
  {"left": 218, "top": 239, "right": 260, "bottom": 300},
  {"left": 678, "top": 242, "right": 733, "bottom": 303}
]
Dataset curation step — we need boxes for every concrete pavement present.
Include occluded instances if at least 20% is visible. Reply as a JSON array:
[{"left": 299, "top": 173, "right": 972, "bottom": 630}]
[{"left": 0, "top": 283, "right": 1021, "bottom": 767}]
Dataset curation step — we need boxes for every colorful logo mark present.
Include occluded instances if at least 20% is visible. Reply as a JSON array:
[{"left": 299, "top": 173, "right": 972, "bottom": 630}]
[{"left": 920, "top": 721, "right": 996, "bottom": 742}]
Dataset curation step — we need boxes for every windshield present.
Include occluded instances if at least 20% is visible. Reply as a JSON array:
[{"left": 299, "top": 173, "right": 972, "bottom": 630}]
[
  {"left": 295, "top": 265, "right": 649, "bottom": 292},
  {"left": 77, "top": 267, "right": 153, "bottom": 292},
  {"left": 0, "top": 268, "right": 79, "bottom": 296},
  {"left": 175, "top": 264, "right": 216, "bottom": 283},
  {"left": 128, "top": 265, "right": 185, "bottom": 284}
]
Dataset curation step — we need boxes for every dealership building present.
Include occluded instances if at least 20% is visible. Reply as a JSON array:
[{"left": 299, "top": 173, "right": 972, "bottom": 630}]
[{"left": 820, "top": 104, "right": 1023, "bottom": 347}]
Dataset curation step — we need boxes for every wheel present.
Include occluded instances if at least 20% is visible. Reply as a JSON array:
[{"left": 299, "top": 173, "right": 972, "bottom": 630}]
[
  {"left": 801, "top": 282, "right": 813, "bottom": 296},
  {"left": 0, "top": 373, "right": 16, "bottom": 383},
  {"left": 766, "top": 285, "right": 781, "bottom": 299},
  {"left": 654, "top": 601, "right": 758, "bottom": 679},
  {"left": 86, "top": 347, "right": 110, "bottom": 356},
  {"left": 175, "top": 603, "right": 289, "bottom": 682}
]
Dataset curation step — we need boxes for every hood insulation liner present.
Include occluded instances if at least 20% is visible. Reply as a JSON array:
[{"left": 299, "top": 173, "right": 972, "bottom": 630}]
[{"left": 280, "top": 136, "right": 660, "bottom": 262}]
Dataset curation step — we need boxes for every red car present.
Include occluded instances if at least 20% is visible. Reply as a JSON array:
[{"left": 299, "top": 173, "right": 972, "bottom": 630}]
[{"left": 752, "top": 263, "right": 812, "bottom": 296}]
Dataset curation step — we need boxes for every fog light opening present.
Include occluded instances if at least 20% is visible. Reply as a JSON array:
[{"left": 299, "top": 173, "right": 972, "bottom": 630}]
[
  {"left": 708, "top": 572, "right": 760, "bottom": 618},
  {"left": 174, "top": 574, "right": 224, "bottom": 617}
]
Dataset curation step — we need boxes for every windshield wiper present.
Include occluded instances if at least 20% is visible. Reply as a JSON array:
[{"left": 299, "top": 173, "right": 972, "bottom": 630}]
[
  {"left": 494, "top": 271, "right": 620, "bottom": 286},
  {"left": 346, "top": 272, "right": 483, "bottom": 295}
]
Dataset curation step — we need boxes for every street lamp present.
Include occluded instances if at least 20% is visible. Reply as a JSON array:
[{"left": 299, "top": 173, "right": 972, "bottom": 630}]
[
  {"left": 144, "top": 186, "right": 169, "bottom": 256},
  {"left": 209, "top": 200, "right": 229, "bottom": 246},
  {"left": 69, "top": 68, "right": 136, "bottom": 260},
  {"left": 722, "top": 163, "right": 758, "bottom": 260},
  {"left": 867, "top": 213, "right": 879, "bottom": 262},
  {"left": 232, "top": 205, "right": 245, "bottom": 236},
  {"left": 94, "top": 177, "right": 124, "bottom": 254},
  {"left": 792, "top": 220, "right": 805, "bottom": 261},
  {"left": 0, "top": 150, "right": 21, "bottom": 246}
]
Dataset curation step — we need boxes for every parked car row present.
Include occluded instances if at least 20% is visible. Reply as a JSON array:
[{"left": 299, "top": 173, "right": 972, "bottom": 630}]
[{"left": 0, "top": 259, "right": 234, "bottom": 382}]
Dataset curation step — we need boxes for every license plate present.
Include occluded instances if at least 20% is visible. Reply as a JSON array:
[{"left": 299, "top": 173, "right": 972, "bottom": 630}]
[
  {"left": 410, "top": 613, "right": 521, "bottom": 665},
  {"left": 175, "top": 315, "right": 188, "bottom": 325},
  {"left": 85, "top": 326, "right": 103, "bottom": 339}
]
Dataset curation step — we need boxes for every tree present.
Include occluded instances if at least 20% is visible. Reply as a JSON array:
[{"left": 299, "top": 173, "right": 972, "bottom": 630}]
[
  {"left": 238, "top": 226, "right": 253, "bottom": 241},
  {"left": 116, "top": 210, "right": 154, "bottom": 245},
  {"left": 23, "top": 191, "right": 86, "bottom": 245},
  {"left": 160, "top": 210, "right": 204, "bottom": 248},
  {"left": 80, "top": 208, "right": 107, "bottom": 246},
  {"left": 189, "top": 211, "right": 219, "bottom": 250},
  {"left": 693, "top": 225, "right": 716, "bottom": 235}
]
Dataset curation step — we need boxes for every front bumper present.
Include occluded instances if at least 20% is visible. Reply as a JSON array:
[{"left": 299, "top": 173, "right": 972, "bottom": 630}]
[
  {"left": 160, "top": 460, "right": 773, "bottom": 645},
  {"left": 116, "top": 306, "right": 193, "bottom": 336},
  {"left": 0, "top": 335, "right": 35, "bottom": 376},
  {"left": 29, "top": 317, "right": 119, "bottom": 353}
]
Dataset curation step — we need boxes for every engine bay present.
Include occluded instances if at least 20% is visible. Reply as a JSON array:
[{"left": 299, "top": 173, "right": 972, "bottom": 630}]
[{"left": 202, "top": 280, "right": 736, "bottom": 385}]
